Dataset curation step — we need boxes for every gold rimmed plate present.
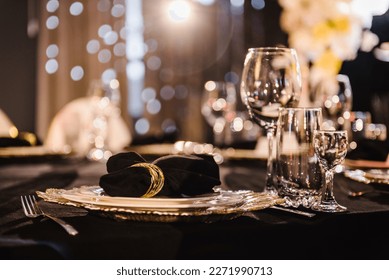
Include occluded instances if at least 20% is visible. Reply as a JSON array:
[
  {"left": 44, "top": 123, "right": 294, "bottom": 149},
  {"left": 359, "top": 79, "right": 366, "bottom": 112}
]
[
  {"left": 37, "top": 186, "right": 284, "bottom": 222},
  {"left": 60, "top": 186, "right": 242, "bottom": 210}
]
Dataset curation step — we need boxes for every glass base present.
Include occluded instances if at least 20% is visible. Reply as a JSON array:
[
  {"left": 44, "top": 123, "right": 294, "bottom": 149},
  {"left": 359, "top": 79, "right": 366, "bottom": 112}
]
[
  {"left": 311, "top": 200, "right": 347, "bottom": 213},
  {"left": 278, "top": 183, "right": 321, "bottom": 208},
  {"left": 263, "top": 185, "right": 278, "bottom": 196}
]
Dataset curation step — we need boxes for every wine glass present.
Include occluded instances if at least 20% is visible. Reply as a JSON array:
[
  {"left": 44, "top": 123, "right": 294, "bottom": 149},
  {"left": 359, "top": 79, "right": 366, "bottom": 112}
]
[
  {"left": 311, "top": 74, "right": 353, "bottom": 131},
  {"left": 87, "top": 79, "right": 121, "bottom": 162},
  {"left": 312, "top": 130, "right": 348, "bottom": 212},
  {"left": 201, "top": 81, "right": 237, "bottom": 147},
  {"left": 240, "top": 47, "right": 302, "bottom": 194}
]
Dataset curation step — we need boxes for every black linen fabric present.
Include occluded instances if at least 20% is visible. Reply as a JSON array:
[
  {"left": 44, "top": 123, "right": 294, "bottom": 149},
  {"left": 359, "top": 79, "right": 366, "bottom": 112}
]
[{"left": 99, "top": 152, "right": 221, "bottom": 197}]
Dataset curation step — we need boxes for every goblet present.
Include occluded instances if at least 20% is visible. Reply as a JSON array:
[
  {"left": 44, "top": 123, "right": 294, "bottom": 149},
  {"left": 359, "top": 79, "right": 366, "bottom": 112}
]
[
  {"left": 312, "top": 130, "right": 348, "bottom": 212},
  {"left": 240, "top": 47, "right": 301, "bottom": 193}
]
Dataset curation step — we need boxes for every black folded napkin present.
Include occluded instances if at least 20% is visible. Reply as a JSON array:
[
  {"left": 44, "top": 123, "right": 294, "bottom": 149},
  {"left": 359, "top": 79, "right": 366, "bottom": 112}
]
[{"left": 99, "top": 152, "right": 221, "bottom": 197}]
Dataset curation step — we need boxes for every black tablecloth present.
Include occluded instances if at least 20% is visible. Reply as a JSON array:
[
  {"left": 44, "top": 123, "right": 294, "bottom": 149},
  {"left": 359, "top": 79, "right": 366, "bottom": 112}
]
[{"left": 1, "top": 154, "right": 389, "bottom": 260}]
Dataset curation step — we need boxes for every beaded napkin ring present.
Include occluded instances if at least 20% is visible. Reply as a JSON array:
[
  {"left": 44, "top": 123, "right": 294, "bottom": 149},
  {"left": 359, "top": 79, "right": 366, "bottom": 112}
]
[{"left": 131, "top": 162, "right": 165, "bottom": 198}]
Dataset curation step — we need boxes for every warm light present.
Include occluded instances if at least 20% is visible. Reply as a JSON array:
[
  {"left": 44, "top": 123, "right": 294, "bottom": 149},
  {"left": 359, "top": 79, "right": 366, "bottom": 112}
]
[
  {"left": 168, "top": 0, "right": 191, "bottom": 22},
  {"left": 349, "top": 141, "right": 357, "bottom": 150},
  {"left": 343, "top": 111, "right": 351, "bottom": 120},
  {"left": 9, "top": 126, "right": 18, "bottom": 138},
  {"left": 204, "top": 81, "right": 217, "bottom": 91},
  {"left": 213, "top": 120, "right": 225, "bottom": 134},
  {"left": 232, "top": 117, "right": 244, "bottom": 132},
  {"left": 355, "top": 119, "right": 364, "bottom": 131},
  {"left": 212, "top": 98, "right": 226, "bottom": 111},
  {"left": 109, "top": 79, "right": 120, "bottom": 89}
]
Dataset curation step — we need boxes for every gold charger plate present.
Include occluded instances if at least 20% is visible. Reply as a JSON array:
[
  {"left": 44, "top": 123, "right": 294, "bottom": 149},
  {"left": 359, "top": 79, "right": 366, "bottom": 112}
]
[
  {"left": 0, "top": 146, "right": 69, "bottom": 158},
  {"left": 344, "top": 169, "right": 389, "bottom": 185},
  {"left": 37, "top": 186, "right": 284, "bottom": 222},
  {"left": 344, "top": 158, "right": 389, "bottom": 169}
]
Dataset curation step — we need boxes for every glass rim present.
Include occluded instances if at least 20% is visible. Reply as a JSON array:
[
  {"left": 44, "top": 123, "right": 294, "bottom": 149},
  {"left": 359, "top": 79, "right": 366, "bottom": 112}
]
[
  {"left": 248, "top": 47, "right": 296, "bottom": 53},
  {"left": 279, "top": 107, "right": 322, "bottom": 112},
  {"left": 314, "top": 129, "right": 348, "bottom": 134}
]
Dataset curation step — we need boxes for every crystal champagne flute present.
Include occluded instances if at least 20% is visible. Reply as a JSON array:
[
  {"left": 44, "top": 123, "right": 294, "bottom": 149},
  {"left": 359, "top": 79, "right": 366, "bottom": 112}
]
[
  {"left": 312, "top": 130, "right": 348, "bottom": 212},
  {"left": 240, "top": 47, "right": 301, "bottom": 194}
]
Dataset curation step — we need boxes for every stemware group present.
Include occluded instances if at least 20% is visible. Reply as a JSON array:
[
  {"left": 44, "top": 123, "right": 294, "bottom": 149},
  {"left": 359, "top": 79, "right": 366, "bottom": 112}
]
[
  {"left": 240, "top": 47, "right": 302, "bottom": 194},
  {"left": 240, "top": 46, "right": 348, "bottom": 212}
]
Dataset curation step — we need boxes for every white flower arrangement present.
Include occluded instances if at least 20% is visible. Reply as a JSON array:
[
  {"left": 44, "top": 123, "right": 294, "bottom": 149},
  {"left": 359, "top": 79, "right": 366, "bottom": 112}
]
[{"left": 278, "top": 0, "right": 383, "bottom": 91}]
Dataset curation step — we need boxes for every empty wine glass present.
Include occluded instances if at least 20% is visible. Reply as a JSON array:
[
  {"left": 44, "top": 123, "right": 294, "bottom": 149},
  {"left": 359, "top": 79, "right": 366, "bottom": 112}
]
[
  {"left": 240, "top": 47, "right": 301, "bottom": 193},
  {"left": 201, "top": 81, "right": 237, "bottom": 147},
  {"left": 311, "top": 74, "right": 353, "bottom": 131},
  {"left": 312, "top": 130, "right": 348, "bottom": 212},
  {"left": 87, "top": 79, "right": 121, "bottom": 162}
]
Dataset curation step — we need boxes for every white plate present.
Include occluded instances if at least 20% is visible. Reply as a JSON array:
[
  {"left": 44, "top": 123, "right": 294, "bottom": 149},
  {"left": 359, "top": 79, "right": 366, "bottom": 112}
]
[{"left": 60, "top": 186, "right": 243, "bottom": 210}]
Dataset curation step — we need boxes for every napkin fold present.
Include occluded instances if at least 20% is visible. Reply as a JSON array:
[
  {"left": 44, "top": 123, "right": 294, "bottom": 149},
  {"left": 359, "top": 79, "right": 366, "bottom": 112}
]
[{"left": 99, "top": 152, "right": 221, "bottom": 197}]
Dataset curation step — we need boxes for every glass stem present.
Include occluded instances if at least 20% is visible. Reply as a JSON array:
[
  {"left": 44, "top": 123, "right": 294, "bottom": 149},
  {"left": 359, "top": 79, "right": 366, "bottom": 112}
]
[
  {"left": 265, "top": 128, "right": 276, "bottom": 192},
  {"left": 322, "top": 170, "right": 335, "bottom": 202}
]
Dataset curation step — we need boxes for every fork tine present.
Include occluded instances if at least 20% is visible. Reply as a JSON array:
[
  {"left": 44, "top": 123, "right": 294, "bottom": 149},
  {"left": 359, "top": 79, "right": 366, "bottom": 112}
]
[
  {"left": 20, "top": 194, "right": 78, "bottom": 235},
  {"left": 28, "top": 195, "right": 36, "bottom": 214},
  {"left": 23, "top": 195, "right": 34, "bottom": 216},
  {"left": 26, "top": 195, "right": 33, "bottom": 213},
  {"left": 20, "top": 196, "right": 29, "bottom": 216},
  {"left": 29, "top": 195, "right": 39, "bottom": 214}
]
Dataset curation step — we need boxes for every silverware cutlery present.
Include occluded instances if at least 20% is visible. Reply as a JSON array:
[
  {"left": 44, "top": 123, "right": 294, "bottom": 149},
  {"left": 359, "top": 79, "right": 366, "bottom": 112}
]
[
  {"left": 21, "top": 195, "right": 78, "bottom": 236},
  {"left": 339, "top": 184, "right": 388, "bottom": 198},
  {"left": 339, "top": 185, "right": 374, "bottom": 197},
  {"left": 270, "top": 206, "right": 316, "bottom": 218}
]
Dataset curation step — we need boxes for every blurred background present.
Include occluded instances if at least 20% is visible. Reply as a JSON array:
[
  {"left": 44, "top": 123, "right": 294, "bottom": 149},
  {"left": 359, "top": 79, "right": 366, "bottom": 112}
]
[{"left": 0, "top": 0, "right": 388, "bottom": 155}]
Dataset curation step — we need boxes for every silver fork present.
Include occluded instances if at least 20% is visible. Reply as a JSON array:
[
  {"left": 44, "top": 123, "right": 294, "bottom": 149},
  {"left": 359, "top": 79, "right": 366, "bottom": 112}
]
[{"left": 21, "top": 195, "right": 78, "bottom": 236}]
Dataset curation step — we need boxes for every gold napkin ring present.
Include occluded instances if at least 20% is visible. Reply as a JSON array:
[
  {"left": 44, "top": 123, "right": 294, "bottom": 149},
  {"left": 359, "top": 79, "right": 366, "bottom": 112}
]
[{"left": 131, "top": 163, "right": 165, "bottom": 198}]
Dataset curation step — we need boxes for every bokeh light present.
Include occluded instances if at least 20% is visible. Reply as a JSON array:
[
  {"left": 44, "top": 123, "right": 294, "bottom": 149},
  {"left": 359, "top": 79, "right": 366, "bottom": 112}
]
[
  {"left": 46, "top": 44, "right": 59, "bottom": 58},
  {"left": 46, "top": 0, "right": 59, "bottom": 12},
  {"left": 168, "top": 0, "right": 191, "bottom": 22},
  {"left": 86, "top": 40, "right": 100, "bottom": 54},
  {"left": 45, "top": 59, "right": 59, "bottom": 74},
  {"left": 69, "top": 2, "right": 84, "bottom": 16},
  {"left": 135, "top": 118, "right": 150, "bottom": 134},
  {"left": 70, "top": 66, "right": 84, "bottom": 81},
  {"left": 46, "top": 16, "right": 59, "bottom": 30}
]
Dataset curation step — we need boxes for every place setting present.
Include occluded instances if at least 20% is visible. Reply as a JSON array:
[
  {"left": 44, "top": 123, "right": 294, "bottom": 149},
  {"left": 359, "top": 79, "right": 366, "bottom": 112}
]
[
  {"left": 32, "top": 46, "right": 356, "bottom": 229},
  {"left": 36, "top": 151, "right": 284, "bottom": 223}
]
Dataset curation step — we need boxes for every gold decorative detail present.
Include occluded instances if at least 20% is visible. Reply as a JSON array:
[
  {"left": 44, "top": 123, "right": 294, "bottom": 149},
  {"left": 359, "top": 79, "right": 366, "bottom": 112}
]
[{"left": 131, "top": 162, "right": 165, "bottom": 198}]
